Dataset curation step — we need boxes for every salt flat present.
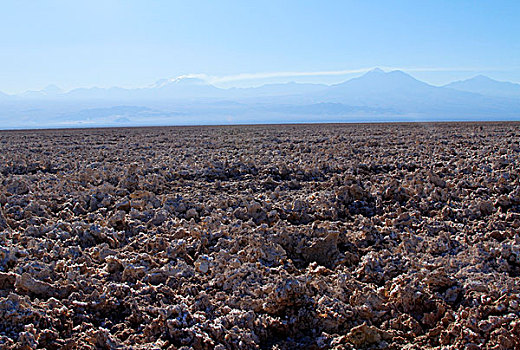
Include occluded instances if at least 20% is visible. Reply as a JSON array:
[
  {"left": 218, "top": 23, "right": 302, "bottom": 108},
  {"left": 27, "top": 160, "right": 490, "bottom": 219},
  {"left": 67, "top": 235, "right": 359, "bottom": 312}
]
[{"left": 0, "top": 122, "right": 519, "bottom": 349}]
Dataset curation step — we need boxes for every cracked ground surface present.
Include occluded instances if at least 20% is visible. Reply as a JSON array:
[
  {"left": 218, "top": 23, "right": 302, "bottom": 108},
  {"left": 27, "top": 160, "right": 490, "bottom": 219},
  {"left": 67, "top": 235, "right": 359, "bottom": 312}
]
[{"left": 0, "top": 122, "right": 519, "bottom": 349}]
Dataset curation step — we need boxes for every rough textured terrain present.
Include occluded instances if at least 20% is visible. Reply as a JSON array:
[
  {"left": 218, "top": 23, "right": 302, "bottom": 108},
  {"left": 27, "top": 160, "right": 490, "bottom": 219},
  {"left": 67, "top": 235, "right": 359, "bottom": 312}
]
[{"left": 0, "top": 122, "right": 519, "bottom": 349}]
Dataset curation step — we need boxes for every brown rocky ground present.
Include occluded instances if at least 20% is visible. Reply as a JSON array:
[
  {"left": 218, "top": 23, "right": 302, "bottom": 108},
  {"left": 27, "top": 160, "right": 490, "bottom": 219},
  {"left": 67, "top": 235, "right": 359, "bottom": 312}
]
[{"left": 0, "top": 122, "right": 519, "bottom": 349}]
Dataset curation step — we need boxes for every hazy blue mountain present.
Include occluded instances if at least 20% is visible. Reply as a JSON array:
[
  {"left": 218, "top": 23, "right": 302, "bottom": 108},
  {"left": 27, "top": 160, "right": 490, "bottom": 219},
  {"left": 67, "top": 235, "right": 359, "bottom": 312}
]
[
  {"left": 229, "top": 82, "right": 328, "bottom": 98},
  {"left": 305, "top": 69, "right": 520, "bottom": 118},
  {"left": 64, "top": 76, "right": 225, "bottom": 101},
  {"left": 444, "top": 75, "right": 520, "bottom": 98},
  {"left": 22, "top": 85, "right": 64, "bottom": 99},
  {"left": 60, "top": 105, "right": 179, "bottom": 121},
  {"left": 148, "top": 77, "right": 225, "bottom": 99},
  {"left": 0, "top": 105, "right": 186, "bottom": 128},
  {"left": 258, "top": 102, "right": 394, "bottom": 115},
  {"left": 1, "top": 69, "right": 519, "bottom": 129},
  {"left": 315, "top": 68, "right": 457, "bottom": 105},
  {"left": 66, "top": 86, "right": 134, "bottom": 100},
  {"left": 60, "top": 78, "right": 325, "bottom": 101}
]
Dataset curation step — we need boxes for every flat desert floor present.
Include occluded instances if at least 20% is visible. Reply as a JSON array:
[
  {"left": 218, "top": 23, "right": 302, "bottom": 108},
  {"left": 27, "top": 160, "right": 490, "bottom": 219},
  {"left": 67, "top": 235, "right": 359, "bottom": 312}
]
[{"left": 0, "top": 122, "right": 519, "bottom": 349}]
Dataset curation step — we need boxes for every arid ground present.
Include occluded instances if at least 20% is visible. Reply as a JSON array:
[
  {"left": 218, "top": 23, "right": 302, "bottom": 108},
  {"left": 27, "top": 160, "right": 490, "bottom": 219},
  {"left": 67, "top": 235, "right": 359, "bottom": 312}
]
[{"left": 0, "top": 122, "right": 519, "bottom": 349}]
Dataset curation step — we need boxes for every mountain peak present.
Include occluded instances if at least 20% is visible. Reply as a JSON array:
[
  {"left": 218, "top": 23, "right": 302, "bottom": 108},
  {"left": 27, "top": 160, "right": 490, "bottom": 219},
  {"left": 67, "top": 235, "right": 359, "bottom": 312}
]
[
  {"left": 42, "top": 84, "right": 63, "bottom": 94},
  {"left": 366, "top": 67, "right": 385, "bottom": 75},
  {"left": 347, "top": 68, "right": 422, "bottom": 86},
  {"left": 154, "top": 75, "right": 209, "bottom": 88},
  {"left": 444, "top": 75, "right": 520, "bottom": 98},
  {"left": 171, "top": 76, "right": 208, "bottom": 85},
  {"left": 469, "top": 74, "right": 495, "bottom": 82}
]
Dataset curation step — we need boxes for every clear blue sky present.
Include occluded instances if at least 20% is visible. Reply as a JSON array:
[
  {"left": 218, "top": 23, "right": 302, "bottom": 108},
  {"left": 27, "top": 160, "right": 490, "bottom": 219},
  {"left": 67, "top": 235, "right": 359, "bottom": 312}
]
[{"left": 1, "top": 0, "right": 519, "bottom": 93}]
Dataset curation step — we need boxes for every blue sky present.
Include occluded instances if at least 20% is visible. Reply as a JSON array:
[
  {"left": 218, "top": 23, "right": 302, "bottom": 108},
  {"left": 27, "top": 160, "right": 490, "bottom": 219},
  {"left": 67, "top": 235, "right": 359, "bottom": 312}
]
[{"left": 1, "top": 0, "right": 519, "bottom": 93}]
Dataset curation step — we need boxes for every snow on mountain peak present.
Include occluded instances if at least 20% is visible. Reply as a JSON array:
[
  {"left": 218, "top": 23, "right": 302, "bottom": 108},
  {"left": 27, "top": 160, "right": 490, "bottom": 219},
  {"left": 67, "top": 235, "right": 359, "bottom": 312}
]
[{"left": 153, "top": 74, "right": 209, "bottom": 88}]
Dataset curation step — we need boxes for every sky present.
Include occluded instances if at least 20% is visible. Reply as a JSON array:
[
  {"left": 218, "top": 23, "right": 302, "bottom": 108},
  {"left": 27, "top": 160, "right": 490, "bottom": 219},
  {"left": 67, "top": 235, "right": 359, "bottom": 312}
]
[{"left": 0, "top": 0, "right": 519, "bottom": 94}]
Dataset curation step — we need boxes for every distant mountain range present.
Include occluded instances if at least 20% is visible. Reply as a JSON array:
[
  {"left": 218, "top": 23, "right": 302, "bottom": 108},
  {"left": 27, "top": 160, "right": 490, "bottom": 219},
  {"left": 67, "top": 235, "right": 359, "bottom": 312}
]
[
  {"left": 0, "top": 69, "right": 518, "bottom": 128},
  {"left": 21, "top": 84, "right": 64, "bottom": 98},
  {"left": 444, "top": 75, "right": 520, "bottom": 98}
]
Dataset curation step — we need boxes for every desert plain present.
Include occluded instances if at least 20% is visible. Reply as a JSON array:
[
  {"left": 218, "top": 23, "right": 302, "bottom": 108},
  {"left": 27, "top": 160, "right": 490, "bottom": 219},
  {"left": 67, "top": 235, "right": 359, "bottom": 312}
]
[{"left": 0, "top": 122, "right": 519, "bottom": 349}]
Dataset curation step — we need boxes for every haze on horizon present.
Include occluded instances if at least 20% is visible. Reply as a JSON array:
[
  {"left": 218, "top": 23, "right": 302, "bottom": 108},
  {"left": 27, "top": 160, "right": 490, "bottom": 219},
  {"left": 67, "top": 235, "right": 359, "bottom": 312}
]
[{"left": 1, "top": 0, "right": 519, "bottom": 94}]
